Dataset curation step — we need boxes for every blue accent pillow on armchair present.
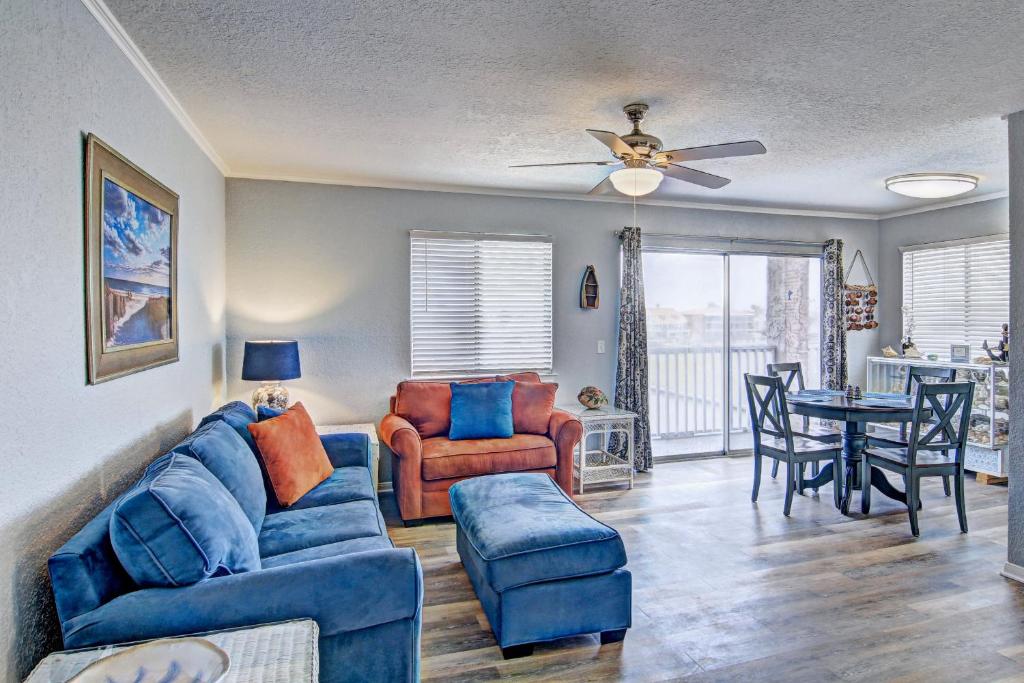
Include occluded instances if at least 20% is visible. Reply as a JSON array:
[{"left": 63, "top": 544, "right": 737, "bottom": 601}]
[{"left": 449, "top": 381, "right": 515, "bottom": 440}]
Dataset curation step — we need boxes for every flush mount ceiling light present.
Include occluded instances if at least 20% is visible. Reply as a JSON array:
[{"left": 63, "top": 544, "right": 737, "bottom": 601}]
[
  {"left": 609, "top": 164, "right": 664, "bottom": 197},
  {"left": 884, "top": 173, "right": 978, "bottom": 199}
]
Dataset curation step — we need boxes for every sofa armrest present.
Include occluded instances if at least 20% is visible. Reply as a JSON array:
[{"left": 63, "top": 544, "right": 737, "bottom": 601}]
[
  {"left": 548, "top": 409, "right": 583, "bottom": 495},
  {"left": 319, "top": 432, "right": 371, "bottom": 470},
  {"left": 61, "top": 548, "right": 422, "bottom": 649}
]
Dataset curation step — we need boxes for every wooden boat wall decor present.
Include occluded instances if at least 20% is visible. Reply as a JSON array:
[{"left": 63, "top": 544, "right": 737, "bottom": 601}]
[{"left": 580, "top": 265, "right": 599, "bottom": 309}]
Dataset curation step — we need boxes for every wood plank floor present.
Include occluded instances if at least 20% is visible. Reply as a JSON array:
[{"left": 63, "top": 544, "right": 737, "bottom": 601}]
[{"left": 381, "top": 458, "right": 1024, "bottom": 682}]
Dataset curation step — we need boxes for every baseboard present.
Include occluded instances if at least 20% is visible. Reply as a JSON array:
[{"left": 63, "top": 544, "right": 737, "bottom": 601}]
[{"left": 1000, "top": 561, "right": 1024, "bottom": 584}]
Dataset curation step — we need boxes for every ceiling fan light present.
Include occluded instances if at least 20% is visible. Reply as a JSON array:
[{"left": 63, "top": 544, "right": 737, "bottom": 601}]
[
  {"left": 609, "top": 167, "right": 663, "bottom": 196},
  {"left": 885, "top": 173, "right": 978, "bottom": 199}
]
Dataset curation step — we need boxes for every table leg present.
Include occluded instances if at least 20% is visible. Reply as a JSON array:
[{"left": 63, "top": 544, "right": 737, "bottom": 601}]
[{"left": 839, "top": 422, "right": 866, "bottom": 515}]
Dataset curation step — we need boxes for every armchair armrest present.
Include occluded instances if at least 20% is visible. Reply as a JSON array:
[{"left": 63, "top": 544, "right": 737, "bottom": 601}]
[
  {"left": 62, "top": 548, "right": 422, "bottom": 649},
  {"left": 380, "top": 414, "right": 423, "bottom": 520},
  {"left": 548, "top": 409, "right": 583, "bottom": 495},
  {"left": 319, "top": 432, "right": 371, "bottom": 470}
]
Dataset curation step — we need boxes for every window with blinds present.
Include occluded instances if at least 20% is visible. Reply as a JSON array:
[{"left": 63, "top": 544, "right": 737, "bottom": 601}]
[
  {"left": 901, "top": 237, "right": 1009, "bottom": 358},
  {"left": 410, "top": 231, "right": 553, "bottom": 377}
]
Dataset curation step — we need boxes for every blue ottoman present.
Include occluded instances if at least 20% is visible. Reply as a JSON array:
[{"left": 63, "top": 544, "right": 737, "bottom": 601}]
[{"left": 449, "top": 473, "right": 631, "bottom": 658}]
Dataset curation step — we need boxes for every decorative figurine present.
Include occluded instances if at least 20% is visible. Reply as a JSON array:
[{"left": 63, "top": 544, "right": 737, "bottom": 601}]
[{"left": 982, "top": 323, "right": 1009, "bottom": 363}]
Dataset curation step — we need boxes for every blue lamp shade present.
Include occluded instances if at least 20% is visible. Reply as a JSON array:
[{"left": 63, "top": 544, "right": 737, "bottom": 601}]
[{"left": 241, "top": 340, "right": 301, "bottom": 381}]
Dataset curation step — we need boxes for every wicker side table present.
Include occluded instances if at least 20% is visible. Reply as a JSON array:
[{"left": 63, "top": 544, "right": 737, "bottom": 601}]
[
  {"left": 558, "top": 405, "right": 638, "bottom": 494},
  {"left": 25, "top": 619, "right": 319, "bottom": 683}
]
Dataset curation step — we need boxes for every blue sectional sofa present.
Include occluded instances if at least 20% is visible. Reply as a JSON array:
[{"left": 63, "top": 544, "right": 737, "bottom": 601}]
[{"left": 49, "top": 402, "right": 422, "bottom": 683}]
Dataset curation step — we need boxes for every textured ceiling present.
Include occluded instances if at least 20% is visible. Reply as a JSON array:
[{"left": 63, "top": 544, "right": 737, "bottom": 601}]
[{"left": 104, "top": 0, "right": 1024, "bottom": 214}]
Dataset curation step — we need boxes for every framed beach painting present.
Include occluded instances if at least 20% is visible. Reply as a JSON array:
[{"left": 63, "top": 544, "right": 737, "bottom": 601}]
[{"left": 85, "top": 134, "right": 179, "bottom": 384}]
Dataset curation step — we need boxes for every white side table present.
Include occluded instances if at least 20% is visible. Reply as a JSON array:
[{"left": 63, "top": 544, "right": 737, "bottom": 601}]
[
  {"left": 317, "top": 423, "right": 380, "bottom": 491},
  {"left": 26, "top": 619, "right": 319, "bottom": 682},
  {"left": 558, "top": 406, "right": 638, "bottom": 494}
]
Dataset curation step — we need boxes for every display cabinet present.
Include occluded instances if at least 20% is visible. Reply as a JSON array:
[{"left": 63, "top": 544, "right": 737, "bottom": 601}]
[{"left": 866, "top": 356, "right": 1009, "bottom": 477}]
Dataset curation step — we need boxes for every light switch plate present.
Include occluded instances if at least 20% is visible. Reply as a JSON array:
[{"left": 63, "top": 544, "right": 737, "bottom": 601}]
[{"left": 597, "top": 340, "right": 606, "bottom": 354}]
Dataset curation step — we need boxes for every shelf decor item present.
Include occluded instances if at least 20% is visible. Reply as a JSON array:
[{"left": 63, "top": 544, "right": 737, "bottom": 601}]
[
  {"left": 242, "top": 340, "right": 301, "bottom": 410},
  {"left": 580, "top": 265, "right": 600, "bottom": 309},
  {"left": 85, "top": 134, "right": 179, "bottom": 384},
  {"left": 577, "top": 386, "right": 609, "bottom": 409},
  {"left": 842, "top": 249, "right": 877, "bottom": 332}
]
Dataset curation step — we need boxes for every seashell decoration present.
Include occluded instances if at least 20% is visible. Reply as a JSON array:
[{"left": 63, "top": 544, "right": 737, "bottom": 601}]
[{"left": 577, "top": 386, "right": 609, "bottom": 409}]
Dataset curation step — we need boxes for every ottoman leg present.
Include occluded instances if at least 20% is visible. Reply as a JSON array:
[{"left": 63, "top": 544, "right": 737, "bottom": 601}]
[
  {"left": 600, "top": 628, "right": 627, "bottom": 645},
  {"left": 501, "top": 643, "right": 535, "bottom": 659}
]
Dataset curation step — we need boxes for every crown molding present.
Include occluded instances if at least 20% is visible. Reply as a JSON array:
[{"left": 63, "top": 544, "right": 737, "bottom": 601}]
[
  {"left": 80, "top": 0, "right": 230, "bottom": 175},
  {"left": 228, "top": 171, "right": 880, "bottom": 221},
  {"left": 877, "top": 191, "right": 1009, "bottom": 220}
]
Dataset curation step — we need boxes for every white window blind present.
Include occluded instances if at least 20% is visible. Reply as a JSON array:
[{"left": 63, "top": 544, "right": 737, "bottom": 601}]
[
  {"left": 410, "top": 231, "right": 553, "bottom": 377},
  {"left": 902, "top": 238, "right": 1009, "bottom": 357}
]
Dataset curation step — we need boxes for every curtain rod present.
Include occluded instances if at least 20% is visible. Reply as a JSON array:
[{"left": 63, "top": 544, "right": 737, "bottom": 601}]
[{"left": 613, "top": 230, "right": 826, "bottom": 248}]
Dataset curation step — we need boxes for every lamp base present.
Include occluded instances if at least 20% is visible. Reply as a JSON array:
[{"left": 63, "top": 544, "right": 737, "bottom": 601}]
[{"left": 252, "top": 382, "right": 289, "bottom": 411}]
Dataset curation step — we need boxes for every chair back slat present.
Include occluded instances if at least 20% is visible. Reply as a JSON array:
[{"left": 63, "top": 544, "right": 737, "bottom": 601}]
[
  {"left": 744, "top": 374, "right": 794, "bottom": 447},
  {"left": 898, "top": 365, "right": 958, "bottom": 440},
  {"left": 768, "top": 362, "right": 805, "bottom": 392},
  {"left": 907, "top": 382, "right": 974, "bottom": 462}
]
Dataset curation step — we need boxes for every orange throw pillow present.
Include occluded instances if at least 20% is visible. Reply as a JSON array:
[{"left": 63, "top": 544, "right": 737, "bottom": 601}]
[
  {"left": 512, "top": 382, "right": 558, "bottom": 435},
  {"left": 247, "top": 402, "right": 333, "bottom": 507}
]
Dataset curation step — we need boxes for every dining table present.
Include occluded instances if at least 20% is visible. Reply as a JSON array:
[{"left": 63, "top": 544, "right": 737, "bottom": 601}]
[{"left": 785, "top": 390, "right": 927, "bottom": 515}]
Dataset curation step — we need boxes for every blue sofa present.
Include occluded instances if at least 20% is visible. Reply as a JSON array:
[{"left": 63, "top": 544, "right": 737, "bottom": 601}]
[{"left": 49, "top": 402, "right": 422, "bottom": 683}]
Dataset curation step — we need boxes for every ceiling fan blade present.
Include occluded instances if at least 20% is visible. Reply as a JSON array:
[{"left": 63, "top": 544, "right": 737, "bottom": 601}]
[
  {"left": 586, "top": 129, "right": 635, "bottom": 158},
  {"left": 510, "top": 160, "right": 617, "bottom": 168},
  {"left": 663, "top": 164, "right": 731, "bottom": 189},
  {"left": 660, "top": 140, "right": 766, "bottom": 164},
  {"left": 587, "top": 176, "right": 616, "bottom": 195}
]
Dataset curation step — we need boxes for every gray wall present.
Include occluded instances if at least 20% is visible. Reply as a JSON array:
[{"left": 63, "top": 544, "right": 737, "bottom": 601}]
[
  {"left": 1008, "top": 113, "right": 1023, "bottom": 570},
  {"left": 0, "top": 2, "right": 226, "bottom": 678},
  {"left": 225, "top": 179, "right": 881, "bottom": 482},
  {"left": 878, "top": 198, "right": 1009, "bottom": 349}
]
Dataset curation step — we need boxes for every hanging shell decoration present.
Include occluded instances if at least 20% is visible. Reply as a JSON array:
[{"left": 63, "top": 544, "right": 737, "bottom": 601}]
[
  {"left": 577, "top": 386, "right": 609, "bottom": 409},
  {"left": 844, "top": 284, "right": 878, "bottom": 331}
]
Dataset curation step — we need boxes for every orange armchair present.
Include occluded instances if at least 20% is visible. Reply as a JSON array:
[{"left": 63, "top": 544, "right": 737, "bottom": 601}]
[{"left": 380, "top": 375, "right": 583, "bottom": 523}]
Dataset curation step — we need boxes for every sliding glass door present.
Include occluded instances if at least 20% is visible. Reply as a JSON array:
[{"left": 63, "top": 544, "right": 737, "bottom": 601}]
[{"left": 644, "top": 248, "right": 822, "bottom": 458}]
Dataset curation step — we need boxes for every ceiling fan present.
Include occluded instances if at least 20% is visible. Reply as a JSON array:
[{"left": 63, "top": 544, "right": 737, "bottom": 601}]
[{"left": 510, "top": 103, "right": 766, "bottom": 197}]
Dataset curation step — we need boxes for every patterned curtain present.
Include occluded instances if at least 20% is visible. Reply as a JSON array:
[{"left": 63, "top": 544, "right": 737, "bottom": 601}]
[
  {"left": 822, "top": 238, "right": 848, "bottom": 390},
  {"left": 615, "top": 226, "right": 653, "bottom": 471}
]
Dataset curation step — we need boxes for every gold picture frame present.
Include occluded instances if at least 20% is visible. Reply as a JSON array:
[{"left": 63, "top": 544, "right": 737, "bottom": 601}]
[{"left": 85, "top": 134, "right": 179, "bottom": 384}]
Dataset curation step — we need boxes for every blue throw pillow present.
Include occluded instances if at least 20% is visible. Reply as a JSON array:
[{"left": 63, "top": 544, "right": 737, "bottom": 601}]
[
  {"left": 171, "top": 421, "right": 267, "bottom": 532},
  {"left": 257, "top": 405, "right": 284, "bottom": 421},
  {"left": 110, "top": 454, "right": 261, "bottom": 587},
  {"left": 449, "top": 381, "right": 515, "bottom": 440}
]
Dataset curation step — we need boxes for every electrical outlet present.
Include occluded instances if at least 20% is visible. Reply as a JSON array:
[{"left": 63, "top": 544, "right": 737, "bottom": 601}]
[{"left": 597, "top": 340, "right": 606, "bottom": 354}]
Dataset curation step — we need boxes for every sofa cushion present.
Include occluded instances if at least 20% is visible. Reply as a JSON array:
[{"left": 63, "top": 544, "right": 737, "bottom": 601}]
[
  {"left": 109, "top": 454, "right": 261, "bottom": 587},
  {"left": 258, "top": 499, "right": 385, "bottom": 558},
  {"left": 247, "top": 402, "right": 333, "bottom": 507},
  {"left": 268, "top": 466, "right": 375, "bottom": 513},
  {"left": 171, "top": 421, "right": 267, "bottom": 532},
  {"left": 257, "top": 404, "right": 285, "bottom": 421},
  {"left": 512, "top": 381, "right": 558, "bottom": 435},
  {"left": 394, "top": 381, "right": 451, "bottom": 438},
  {"left": 260, "top": 535, "right": 394, "bottom": 569},
  {"left": 449, "top": 381, "right": 514, "bottom": 440},
  {"left": 199, "top": 401, "right": 259, "bottom": 455},
  {"left": 421, "top": 433, "right": 555, "bottom": 481},
  {"left": 449, "top": 473, "right": 627, "bottom": 592}
]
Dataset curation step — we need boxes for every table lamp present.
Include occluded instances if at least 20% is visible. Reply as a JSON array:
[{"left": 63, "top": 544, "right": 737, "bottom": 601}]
[{"left": 242, "top": 340, "right": 301, "bottom": 410}]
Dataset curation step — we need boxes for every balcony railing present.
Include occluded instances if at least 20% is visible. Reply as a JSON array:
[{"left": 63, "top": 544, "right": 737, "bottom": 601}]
[{"left": 648, "top": 343, "right": 777, "bottom": 439}]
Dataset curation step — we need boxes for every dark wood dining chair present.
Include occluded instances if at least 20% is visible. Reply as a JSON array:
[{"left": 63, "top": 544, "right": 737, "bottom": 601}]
[
  {"left": 867, "top": 365, "right": 957, "bottom": 495},
  {"left": 862, "top": 381, "right": 974, "bottom": 536},
  {"left": 745, "top": 374, "right": 843, "bottom": 516},
  {"left": 766, "top": 361, "right": 841, "bottom": 484}
]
